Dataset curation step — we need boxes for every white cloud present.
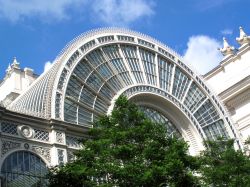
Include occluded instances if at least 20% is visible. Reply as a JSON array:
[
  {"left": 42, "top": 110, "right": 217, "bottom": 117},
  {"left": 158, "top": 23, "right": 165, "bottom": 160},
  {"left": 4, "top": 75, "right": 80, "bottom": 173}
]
[
  {"left": 195, "top": 0, "right": 235, "bottom": 11},
  {"left": 221, "top": 29, "right": 233, "bottom": 35},
  {"left": 0, "top": 0, "right": 86, "bottom": 22},
  {"left": 91, "top": 0, "right": 155, "bottom": 26},
  {"left": 0, "top": 0, "right": 155, "bottom": 26},
  {"left": 183, "top": 35, "right": 223, "bottom": 75},
  {"left": 43, "top": 61, "right": 53, "bottom": 72}
]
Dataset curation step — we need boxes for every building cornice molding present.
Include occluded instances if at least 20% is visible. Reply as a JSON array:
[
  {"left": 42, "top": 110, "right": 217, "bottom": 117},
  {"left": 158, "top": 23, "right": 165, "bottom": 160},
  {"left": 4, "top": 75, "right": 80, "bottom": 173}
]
[
  {"left": 236, "top": 114, "right": 250, "bottom": 131},
  {"left": 219, "top": 75, "right": 250, "bottom": 102},
  {"left": 1, "top": 107, "right": 90, "bottom": 137},
  {"left": 204, "top": 44, "right": 250, "bottom": 80},
  {"left": 226, "top": 88, "right": 250, "bottom": 108}
]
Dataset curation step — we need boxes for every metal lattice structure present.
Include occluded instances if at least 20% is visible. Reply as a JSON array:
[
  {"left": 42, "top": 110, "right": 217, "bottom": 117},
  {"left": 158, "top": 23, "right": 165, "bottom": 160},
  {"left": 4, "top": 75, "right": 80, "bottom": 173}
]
[
  {"left": 7, "top": 28, "right": 241, "bottom": 154},
  {"left": 1, "top": 122, "right": 18, "bottom": 135},
  {"left": 33, "top": 129, "right": 50, "bottom": 142}
]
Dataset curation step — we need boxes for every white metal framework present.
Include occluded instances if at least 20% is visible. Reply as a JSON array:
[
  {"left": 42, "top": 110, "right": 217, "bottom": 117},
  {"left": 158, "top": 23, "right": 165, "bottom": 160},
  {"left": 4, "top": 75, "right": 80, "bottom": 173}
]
[{"left": 8, "top": 28, "right": 241, "bottom": 153}]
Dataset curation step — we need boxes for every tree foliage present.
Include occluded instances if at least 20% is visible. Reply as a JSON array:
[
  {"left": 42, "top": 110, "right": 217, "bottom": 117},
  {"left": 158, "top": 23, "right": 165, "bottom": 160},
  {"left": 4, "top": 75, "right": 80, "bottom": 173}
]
[
  {"left": 199, "top": 138, "right": 250, "bottom": 186},
  {"left": 48, "top": 96, "right": 250, "bottom": 187},
  {"left": 48, "top": 96, "right": 199, "bottom": 187}
]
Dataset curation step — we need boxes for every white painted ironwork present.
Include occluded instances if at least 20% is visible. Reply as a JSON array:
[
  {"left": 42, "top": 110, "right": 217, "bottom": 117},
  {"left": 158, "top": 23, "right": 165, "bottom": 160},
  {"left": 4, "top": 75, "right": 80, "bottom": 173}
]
[{"left": 6, "top": 28, "right": 240, "bottom": 148}]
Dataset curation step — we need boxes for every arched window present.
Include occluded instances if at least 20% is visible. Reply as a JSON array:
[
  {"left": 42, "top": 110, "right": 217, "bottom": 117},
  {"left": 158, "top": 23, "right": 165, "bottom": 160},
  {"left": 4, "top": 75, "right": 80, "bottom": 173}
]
[
  {"left": 1, "top": 151, "right": 48, "bottom": 187},
  {"left": 139, "top": 106, "right": 181, "bottom": 138}
]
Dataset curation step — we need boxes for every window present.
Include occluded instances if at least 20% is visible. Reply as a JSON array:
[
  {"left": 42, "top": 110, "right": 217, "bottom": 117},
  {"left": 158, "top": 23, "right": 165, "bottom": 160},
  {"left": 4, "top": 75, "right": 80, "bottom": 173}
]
[
  {"left": 139, "top": 106, "right": 181, "bottom": 137},
  {"left": 1, "top": 151, "right": 48, "bottom": 187}
]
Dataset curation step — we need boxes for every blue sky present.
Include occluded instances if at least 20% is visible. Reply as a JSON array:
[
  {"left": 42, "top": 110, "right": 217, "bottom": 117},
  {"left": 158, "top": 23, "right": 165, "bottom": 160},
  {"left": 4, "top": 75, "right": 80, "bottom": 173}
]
[{"left": 0, "top": 0, "right": 249, "bottom": 79}]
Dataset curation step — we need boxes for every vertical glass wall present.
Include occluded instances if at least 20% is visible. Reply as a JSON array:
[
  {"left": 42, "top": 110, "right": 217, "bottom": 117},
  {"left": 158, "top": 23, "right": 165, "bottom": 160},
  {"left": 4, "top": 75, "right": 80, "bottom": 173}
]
[
  {"left": 139, "top": 106, "right": 181, "bottom": 138},
  {"left": 1, "top": 151, "right": 48, "bottom": 187}
]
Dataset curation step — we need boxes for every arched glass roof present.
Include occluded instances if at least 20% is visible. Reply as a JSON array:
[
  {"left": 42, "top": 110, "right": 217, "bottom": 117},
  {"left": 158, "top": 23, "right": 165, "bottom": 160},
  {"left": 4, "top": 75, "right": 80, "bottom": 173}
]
[{"left": 8, "top": 28, "right": 240, "bottom": 144}]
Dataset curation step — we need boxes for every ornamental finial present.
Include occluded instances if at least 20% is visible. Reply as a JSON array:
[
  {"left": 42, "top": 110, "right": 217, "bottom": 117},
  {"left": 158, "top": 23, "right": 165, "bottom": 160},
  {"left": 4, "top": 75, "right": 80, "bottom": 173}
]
[
  {"left": 11, "top": 57, "right": 20, "bottom": 68},
  {"left": 218, "top": 37, "right": 235, "bottom": 56},
  {"left": 6, "top": 63, "right": 11, "bottom": 73},
  {"left": 236, "top": 26, "right": 250, "bottom": 46},
  {"left": 239, "top": 26, "right": 247, "bottom": 38}
]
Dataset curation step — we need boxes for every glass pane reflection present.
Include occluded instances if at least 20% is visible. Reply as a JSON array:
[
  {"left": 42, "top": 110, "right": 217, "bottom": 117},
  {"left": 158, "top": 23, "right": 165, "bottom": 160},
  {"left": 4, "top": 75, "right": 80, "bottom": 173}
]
[{"left": 1, "top": 151, "right": 48, "bottom": 187}]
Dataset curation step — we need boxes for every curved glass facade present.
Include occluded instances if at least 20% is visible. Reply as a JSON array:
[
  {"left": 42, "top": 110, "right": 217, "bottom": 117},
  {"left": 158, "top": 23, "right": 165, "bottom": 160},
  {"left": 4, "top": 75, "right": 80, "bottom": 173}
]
[
  {"left": 139, "top": 106, "right": 181, "bottom": 138},
  {"left": 5, "top": 28, "right": 237, "bottom": 146},
  {"left": 61, "top": 43, "right": 230, "bottom": 141},
  {"left": 1, "top": 151, "right": 48, "bottom": 187},
  {"left": 46, "top": 29, "right": 238, "bottom": 144}
]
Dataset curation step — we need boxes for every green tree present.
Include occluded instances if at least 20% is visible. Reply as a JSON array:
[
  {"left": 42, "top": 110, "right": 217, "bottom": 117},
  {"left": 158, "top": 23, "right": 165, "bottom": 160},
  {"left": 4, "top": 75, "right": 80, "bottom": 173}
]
[
  {"left": 199, "top": 138, "right": 250, "bottom": 187},
  {"left": 48, "top": 96, "right": 200, "bottom": 187}
]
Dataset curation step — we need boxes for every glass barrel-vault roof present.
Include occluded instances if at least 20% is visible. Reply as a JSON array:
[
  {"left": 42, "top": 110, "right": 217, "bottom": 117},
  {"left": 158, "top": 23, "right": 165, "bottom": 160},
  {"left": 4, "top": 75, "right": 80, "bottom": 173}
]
[
  {"left": 7, "top": 28, "right": 239, "bottom": 143},
  {"left": 61, "top": 42, "right": 231, "bottom": 141}
]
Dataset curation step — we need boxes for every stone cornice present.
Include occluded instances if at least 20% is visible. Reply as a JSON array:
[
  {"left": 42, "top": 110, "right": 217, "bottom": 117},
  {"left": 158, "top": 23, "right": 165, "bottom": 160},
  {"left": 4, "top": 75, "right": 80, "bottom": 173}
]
[
  {"left": 204, "top": 44, "right": 250, "bottom": 80},
  {"left": 49, "top": 118, "right": 90, "bottom": 136},
  {"left": 219, "top": 75, "right": 250, "bottom": 102},
  {"left": 1, "top": 107, "right": 90, "bottom": 136},
  {"left": 226, "top": 87, "right": 250, "bottom": 108},
  {"left": 236, "top": 114, "right": 250, "bottom": 131}
]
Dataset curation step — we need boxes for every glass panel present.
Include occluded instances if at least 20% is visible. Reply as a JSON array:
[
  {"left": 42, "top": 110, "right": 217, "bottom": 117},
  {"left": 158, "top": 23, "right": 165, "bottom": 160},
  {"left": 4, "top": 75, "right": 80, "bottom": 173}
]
[
  {"left": 158, "top": 56, "right": 173, "bottom": 92},
  {"left": 1, "top": 151, "right": 48, "bottom": 187},
  {"left": 121, "top": 45, "right": 145, "bottom": 84},
  {"left": 203, "top": 120, "right": 229, "bottom": 140},
  {"left": 79, "top": 87, "right": 95, "bottom": 108},
  {"left": 184, "top": 82, "right": 206, "bottom": 113},
  {"left": 66, "top": 78, "right": 82, "bottom": 101},
  {"left": 106, "top": 76, "right": 123, "bottom": 92},
  {"left": 139, "top": 48, "right": 157, "bottom": 85},
  {"left": 94, "top": 97, "right": 109, "bottom": 114},
  {"left": 121, "top": 45, "right": 138, "bottom": 58},
  {"left": 110, "top": 58, "right": 127, "bottom": 73},
  {"left": 172, "top": 67, "right": 190, "bottom": 100},
  {"left": 99, "top": 84, "right": 115, "bottom": 100},
  {"left": 96, "top": 63, "right": 113, "bottom": 80},
  {"left": 86, "top": 72, "right": 104, "bottom": 92},
  {"left": 73, "top": 59, "right": 93, "bottom": 80},
  {"left": 119, "top": 72, "right": 133, "bottom": 86},
  {"left": 102, "top": 45, "right": 121, "bottom": 59},
  {"left": 64, "top": 98, "right": 78, "bottom": 124},
  {"left": 78, "top": 106, "right": 93, "bottom": 124},
  {"left": 139, "top": 106, "right": 181, "bottom": 137},
  {"left": 86, "top": 49, "right": 106, "bottom": 68},
  {"left": 194, "top": 100, "right": 220, "bottom": 127}
]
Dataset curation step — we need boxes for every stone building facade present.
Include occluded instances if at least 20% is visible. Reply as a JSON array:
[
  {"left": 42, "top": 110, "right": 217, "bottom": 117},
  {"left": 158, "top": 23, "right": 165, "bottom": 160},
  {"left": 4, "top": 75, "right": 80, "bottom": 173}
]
[{"left": 0, "top": 28, "right": 248, "bottom": 186}]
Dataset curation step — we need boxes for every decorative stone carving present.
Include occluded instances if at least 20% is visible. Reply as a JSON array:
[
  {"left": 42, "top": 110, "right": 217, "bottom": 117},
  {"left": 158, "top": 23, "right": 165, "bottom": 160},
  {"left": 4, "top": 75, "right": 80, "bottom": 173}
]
[
  {"left": 5, "top": 57, "right": 20, "bottom": 76},
  {"left": 56, "top": 131, "right": 64, "bottom": 144},
  {"left": 5, "top": 63, "right": 11, "bottom": 74},
  {"left": 1, "top": 140, "right": 21, "bottom": 156},
  {"left": 19, "top": 125, "right": 33, "bottom": 139},
  {"left": 218, "top": 37, "right": 235, "bottom": 56},
  {"left": 24, "top": 143, "right": 30, "bottom": 150},
  {"left": 12, "top": 57, "right": 20, "bottom": 69},
  {"left": 236, "top": 26, "right": 250, "bottom": 46},
  {"left": 32, "top": 146, "right": 51, "bottom": 163}
]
